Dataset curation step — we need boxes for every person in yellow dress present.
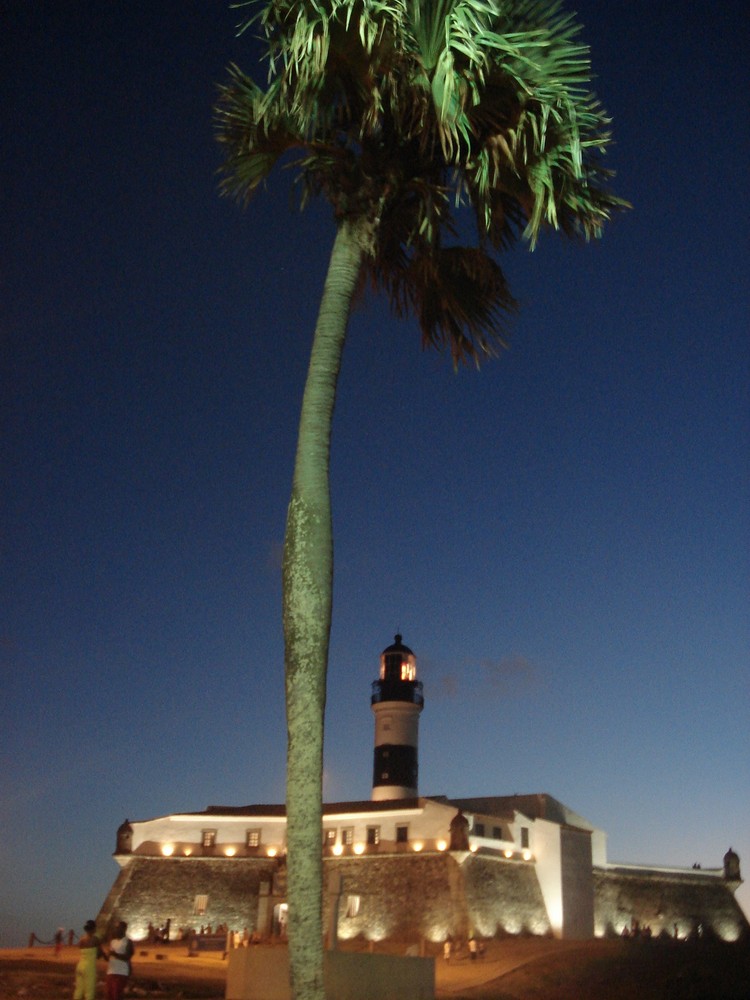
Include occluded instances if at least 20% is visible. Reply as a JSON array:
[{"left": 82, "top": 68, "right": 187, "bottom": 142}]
[{"left": 73, "top": 920, "right": 104, "bottom": 1000}]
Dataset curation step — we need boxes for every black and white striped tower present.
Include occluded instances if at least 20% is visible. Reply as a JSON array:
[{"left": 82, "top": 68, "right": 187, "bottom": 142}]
[{"left": 371, "top": 634, "right": 424, "bottom": 801}]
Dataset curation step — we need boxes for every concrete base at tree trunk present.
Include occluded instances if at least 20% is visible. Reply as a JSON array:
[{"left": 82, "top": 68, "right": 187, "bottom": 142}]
[{"left": 226, "top": 947, "right": 435, "bottom": 1000}]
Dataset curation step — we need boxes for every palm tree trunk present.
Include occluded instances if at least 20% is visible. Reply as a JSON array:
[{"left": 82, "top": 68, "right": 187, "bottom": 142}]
[{"left": 282, "top": 219, "right": 364, "bottom": 1000}]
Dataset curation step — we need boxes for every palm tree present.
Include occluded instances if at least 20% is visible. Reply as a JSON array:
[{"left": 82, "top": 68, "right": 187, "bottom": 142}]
[{"left": 215, "top": 1, "right": 626, "bottom": 997}]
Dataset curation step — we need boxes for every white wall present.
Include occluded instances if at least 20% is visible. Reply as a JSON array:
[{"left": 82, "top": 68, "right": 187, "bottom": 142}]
[{"left": 531, "top": 820, "right": 563, "bottom": 937}]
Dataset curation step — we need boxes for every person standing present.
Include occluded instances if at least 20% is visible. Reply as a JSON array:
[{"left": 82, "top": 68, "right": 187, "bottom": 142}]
[
  {"left": 106, "top": 921, "right": 133, "bottom": 1000},
  {"left": 73, "top": 920, "right": 104, "bottom": 1000}
]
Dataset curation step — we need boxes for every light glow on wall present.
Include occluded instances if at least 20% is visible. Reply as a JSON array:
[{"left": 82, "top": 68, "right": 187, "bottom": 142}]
[
  {"left": 412, "top": 841, "right": 424, "bottom": 852},
  {"left": 332, "top": 844, "right": 343, "bottom": 856},
  {"left": 425, "top": 923, "right": 451, "bottom": 943},
  {"left": 353, "top": 843, "right": 365, "bottom": 855},
  {"left": 522, "top": 849, "right": 532, "bottom": 861},
  {"left": 267, "top": 847, "right": 278, "bottom": 858},
  {"left": 528, "top": 915, "right": 551, "bottom": 935},
  {"left": 224, "top": 847, "right": 237, "bottom": 857},
  {"left": 161, "top": 844, "right": 174, "bottom": 857},
  {"left": 504, "top": 849, "right": 513, "bottom": 859},
  {"left": 365, "top": 921, "right": 389, "bottom": 942},
  {"left": 183, "top": 848, "right": 192, "bottom": 856},
  {"left": 717, "top": 920, "right": 742, "bottom": 942},
  {"left": 474, "top": 914, "right": 500, "bottom": 937},
  {"left": 436, "top": 840, "right": 447, "bottom": 851}
]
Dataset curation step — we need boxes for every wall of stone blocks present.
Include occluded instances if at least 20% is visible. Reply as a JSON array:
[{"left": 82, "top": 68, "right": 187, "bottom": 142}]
[
  {"left": 594, "top": 868, "right": 749, "bottom": 942},
  {"left": 97, "top": 852, "right": 748, "bottom": 948},
  {"left": 323, "top": 855, "right": 458, "bottom": 943},
  {"left": 323, "top": 853, "right": 550, "bottom": 944},
  {"left": 462, "top": 855, "right": 551, "bottom": 937},
  {"left": 98, "top": 857, "right": 280, "bottom": 939}
]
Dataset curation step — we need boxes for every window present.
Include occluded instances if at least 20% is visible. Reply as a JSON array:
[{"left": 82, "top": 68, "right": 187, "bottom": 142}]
[
  {"left": 492, "top": 826, "right": 502, "bottom": 840},
  {"left": 202, "top": 830, "right": 216, "bottom": 848},
  {"left": 194, "top": 894, "right": 208, "bottom": 915},
  {"left": 396, "top": 825, "right": 409, "bottom": 844},
  {"left": 323, "top": 829, "right": 336, "bottom": 847},
  {"left": 521, "top": 827, "right": 529, "bottom": 849},
  {"left": 475, "top": 822, "right": 485, "bottom": 837},
  {"left": 400, "top": 661, "right": 416, "bottom": 681},
  {"left": 342, "top": 828, "right": 354, "bottom": 846},
  {"left": 345, "top": 895, "right": 361, "bottom": 918},
  {"left": 246, "top": 829, "right": 261, "bottom": 848},
  {"left": 366, "top": 826, "right": 380, "bottom": 846}
]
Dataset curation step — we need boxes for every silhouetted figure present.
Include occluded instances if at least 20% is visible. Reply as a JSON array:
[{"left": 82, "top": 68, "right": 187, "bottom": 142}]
[
  {"left": 74, "top": 920, "right": 104, "bottom": 1000},
  {"left": 106, "top": 920, "right": 134, "bottom": 1000}
]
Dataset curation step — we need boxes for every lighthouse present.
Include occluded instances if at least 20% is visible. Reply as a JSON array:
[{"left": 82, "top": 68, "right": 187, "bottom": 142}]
[{"left": 371, "top": 634, "right": 424, "bottom": 800}]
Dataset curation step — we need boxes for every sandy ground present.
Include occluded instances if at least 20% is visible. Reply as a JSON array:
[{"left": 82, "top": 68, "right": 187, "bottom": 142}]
[{"left": 1, "top": 936, "right": 749, "bottom": 999}]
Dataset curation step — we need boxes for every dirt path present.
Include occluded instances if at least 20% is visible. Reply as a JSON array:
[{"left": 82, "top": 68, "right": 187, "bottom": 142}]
[{"left": 1, "top": 937, "right": 748, "bottom": 1000}]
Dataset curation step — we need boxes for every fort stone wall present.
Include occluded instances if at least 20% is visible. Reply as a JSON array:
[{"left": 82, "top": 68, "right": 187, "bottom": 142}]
[
  {"left": 594, "top": 867, "right": 749, "bottom": 942},
  {"left": 98, "top": 857, "right": 280, "bottom": 939}
]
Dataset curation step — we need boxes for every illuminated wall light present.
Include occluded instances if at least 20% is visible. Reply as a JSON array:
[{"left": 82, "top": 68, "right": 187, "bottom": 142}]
[
  {"left": 436, "top": 840, "right": 448, "bottom": 852},
  {"left": 266, "top": 847, "right": 278, "bottom": 858},
  {"left": 470, "top": 844, "right": 478, "bottom": 853},
  {"left": 504, "top": 849, "right": 513, "bottom": 859},
  {"left": 353, "top": 843, "right": 365, "bottom": 855},
  {"left": 161, "top": 844, "right": 175, "bottom": 857},
  {"left": 224, "top": 847, "right": 237, "bottom": 857},
  {"left": 522, "top": 849, "right": 532, "bottom": 861},
  {"left": 183, "top": 848, "right": 192, "bottom": 857},
  {"left": 332, "top": 844, "right": 343, "bottom": 856},
  {"left": 412, "top": 841, "right": 424, "bottom": 852}
]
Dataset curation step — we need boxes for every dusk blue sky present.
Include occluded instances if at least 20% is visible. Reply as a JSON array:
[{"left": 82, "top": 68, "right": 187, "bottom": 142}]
[{"left": 2, "top": 2, "right": 748, "bottom": 945}]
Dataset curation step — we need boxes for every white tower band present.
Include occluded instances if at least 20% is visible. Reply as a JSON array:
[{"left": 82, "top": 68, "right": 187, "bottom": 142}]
[{"left": 371, "top": 634, "right": 424, "bottom": 800}]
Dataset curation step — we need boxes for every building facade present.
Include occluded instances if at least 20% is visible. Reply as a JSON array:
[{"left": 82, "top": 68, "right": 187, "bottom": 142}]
[{"left": 99, "top": 637, "right": 747, "bottom": 945}]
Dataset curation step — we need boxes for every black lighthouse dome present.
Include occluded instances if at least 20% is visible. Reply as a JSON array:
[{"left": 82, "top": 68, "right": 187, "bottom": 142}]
[{"left": 371, "top": 634, "right": 424, "bottom": 705}]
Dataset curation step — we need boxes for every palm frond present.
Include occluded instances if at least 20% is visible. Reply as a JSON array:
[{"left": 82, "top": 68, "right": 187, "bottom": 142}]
[
  {"left": 382, "top": 243, "right": 518, "bottom": 367},
  {"left": 216, "top": 0, "right": 628, "bottom": 355}
]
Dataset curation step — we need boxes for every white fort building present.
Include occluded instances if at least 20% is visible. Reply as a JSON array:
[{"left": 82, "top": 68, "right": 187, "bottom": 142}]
[{"left": 99, "top": 636, "right": 746, "bottom": 945}]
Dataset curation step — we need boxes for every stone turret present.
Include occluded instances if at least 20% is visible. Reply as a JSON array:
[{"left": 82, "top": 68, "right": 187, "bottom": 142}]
[
  {"left": 115, "top": 819, "right": 133, "bottom": 855},
  {"left": 724, "top": 847, "right": 741, "bottom": 883}
]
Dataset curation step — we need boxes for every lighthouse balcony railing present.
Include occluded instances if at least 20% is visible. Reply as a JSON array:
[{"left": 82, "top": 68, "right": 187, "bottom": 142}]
[{"left": 371, "top": 679, "right": 423, "bottom": 706}]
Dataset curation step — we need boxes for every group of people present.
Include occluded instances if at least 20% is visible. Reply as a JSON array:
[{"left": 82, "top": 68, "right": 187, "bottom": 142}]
[
  {"left": 442, "top": 936, "right": 485, "bottom": 961},
  {"left": 73, "top": 919, "right": 133, "bottom": 1000}
]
